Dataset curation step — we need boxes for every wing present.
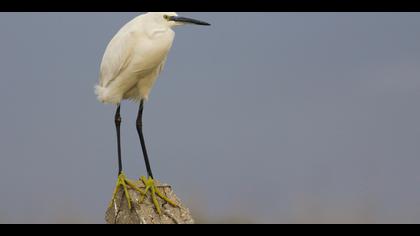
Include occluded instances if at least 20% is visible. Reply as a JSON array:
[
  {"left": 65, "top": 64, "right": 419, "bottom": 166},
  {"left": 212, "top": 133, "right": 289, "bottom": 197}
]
[
  {"left": 98, "top": 25, "right": 138, "bottom": 88},
  {"left": 157, "top": 55, "right": 168, "bottom": 74}
]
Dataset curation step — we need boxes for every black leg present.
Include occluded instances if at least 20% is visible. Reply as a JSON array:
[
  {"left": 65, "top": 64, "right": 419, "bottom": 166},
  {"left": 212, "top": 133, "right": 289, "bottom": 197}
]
[
  {"left": 136, "top": 100, "right": 154, "bottom": 179},
  {"left": 115, "top": 104, "right": 123, "bottom": 175}
]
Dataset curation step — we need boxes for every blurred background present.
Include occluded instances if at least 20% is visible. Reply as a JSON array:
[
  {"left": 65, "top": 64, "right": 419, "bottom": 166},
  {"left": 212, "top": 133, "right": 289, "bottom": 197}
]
[{"left": 0, "top": 12, "right": 420, "bottom": 223}]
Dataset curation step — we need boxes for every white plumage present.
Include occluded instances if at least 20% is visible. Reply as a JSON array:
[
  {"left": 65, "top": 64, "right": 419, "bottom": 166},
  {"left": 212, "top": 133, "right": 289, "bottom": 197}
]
[
  {"left": 95, "top": 12, "right": 178, "bottom": 104},
  {"left": 96, "top": 12, "right": 210, "bottom": 213}
]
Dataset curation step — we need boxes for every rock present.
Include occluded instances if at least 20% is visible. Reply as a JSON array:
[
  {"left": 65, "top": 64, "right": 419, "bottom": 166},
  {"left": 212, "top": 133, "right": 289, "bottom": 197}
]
[{"left": 105, "top": 179, "right": 194, "bottom": 224}]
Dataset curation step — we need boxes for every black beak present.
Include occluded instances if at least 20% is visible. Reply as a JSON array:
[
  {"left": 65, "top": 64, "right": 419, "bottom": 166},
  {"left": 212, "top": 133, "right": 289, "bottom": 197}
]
[{"left": 169, "top": 16, "right": 211, "bottom": 26}]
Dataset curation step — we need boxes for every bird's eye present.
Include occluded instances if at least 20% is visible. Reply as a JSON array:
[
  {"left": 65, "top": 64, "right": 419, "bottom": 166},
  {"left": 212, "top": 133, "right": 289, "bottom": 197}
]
[{"left": 163, "top": 15, "right": 169, "bottom": 20}]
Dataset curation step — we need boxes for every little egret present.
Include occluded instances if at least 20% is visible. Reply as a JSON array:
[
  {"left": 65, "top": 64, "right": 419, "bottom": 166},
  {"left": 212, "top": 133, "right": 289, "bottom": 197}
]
[{"left": 95, "top": 12, "right": 210, "bottom": 214}]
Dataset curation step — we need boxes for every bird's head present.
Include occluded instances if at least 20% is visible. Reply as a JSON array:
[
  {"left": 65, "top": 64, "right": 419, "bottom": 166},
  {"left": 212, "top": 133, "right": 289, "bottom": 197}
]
[{"left": 149, "top": 12, "right": 211, "bottom": 28}]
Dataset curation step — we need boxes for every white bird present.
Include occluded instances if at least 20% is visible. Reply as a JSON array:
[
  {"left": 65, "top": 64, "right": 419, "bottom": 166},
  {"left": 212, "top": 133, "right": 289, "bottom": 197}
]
[{"left": 95, "top": 12, "right": 210, "bottom": 214}]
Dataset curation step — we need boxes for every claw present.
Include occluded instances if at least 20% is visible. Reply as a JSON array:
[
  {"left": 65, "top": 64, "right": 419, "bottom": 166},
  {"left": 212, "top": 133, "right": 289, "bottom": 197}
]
[
  {"left": 138, "top": 176, "right": 178, "bottom": 215},
  {"left": 109, "top": 172, "right": 145, "bottom": 210}
]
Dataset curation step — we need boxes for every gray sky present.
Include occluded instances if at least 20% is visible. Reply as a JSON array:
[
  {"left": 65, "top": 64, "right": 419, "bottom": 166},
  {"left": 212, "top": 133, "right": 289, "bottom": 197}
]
[{"left": 1, "top": 12, "right": 420, "bottom": 223}]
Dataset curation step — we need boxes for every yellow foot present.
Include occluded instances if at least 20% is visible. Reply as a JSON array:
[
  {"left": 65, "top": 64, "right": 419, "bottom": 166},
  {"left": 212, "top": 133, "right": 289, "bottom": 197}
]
[
  {"left": 109, "top": 172, "right": 145, "bottom": 210},
  {"left": 139, "top": 176, "right": 178, "bottom": 215}
]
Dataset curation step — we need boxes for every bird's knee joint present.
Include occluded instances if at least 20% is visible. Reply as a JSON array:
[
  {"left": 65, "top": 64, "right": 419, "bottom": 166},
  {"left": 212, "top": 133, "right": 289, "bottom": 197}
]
[{"left": 115, "top": 117, "right": 122, "bottom": 124}]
